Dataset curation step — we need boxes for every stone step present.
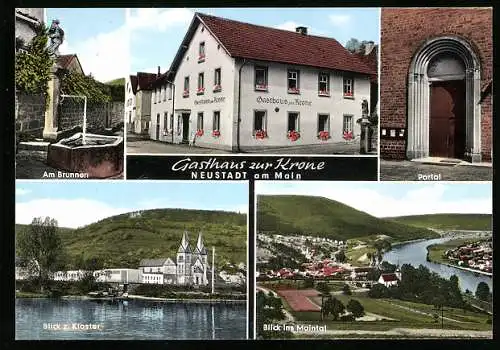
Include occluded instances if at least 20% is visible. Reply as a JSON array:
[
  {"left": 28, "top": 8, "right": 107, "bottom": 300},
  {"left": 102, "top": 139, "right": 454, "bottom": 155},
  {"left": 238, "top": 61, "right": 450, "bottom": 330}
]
[{"left": 18, "top": 141, "right": 50, "bottom": 152}]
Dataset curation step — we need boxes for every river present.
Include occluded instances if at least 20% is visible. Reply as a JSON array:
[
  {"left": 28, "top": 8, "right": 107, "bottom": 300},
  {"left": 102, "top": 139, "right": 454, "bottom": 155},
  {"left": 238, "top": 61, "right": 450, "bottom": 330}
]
[
  {"left": 16, "top": 298, "right": 247, "bottom": 340},
  {"left": 384, "top": 237, "right": 492, "bottom": 293}
]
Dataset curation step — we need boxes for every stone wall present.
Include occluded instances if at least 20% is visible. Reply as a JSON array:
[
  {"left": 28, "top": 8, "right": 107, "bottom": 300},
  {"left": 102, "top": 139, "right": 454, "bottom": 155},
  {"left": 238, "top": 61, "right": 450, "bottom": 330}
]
[
  {"left": 58, "top": 100, "right": 124, "bottom": 132},
  {"left": 380, "top": 8, "right": 492, "bottom": 161},
  {"left": 15, "top": 92, "right": 45, "bottom": 137}
]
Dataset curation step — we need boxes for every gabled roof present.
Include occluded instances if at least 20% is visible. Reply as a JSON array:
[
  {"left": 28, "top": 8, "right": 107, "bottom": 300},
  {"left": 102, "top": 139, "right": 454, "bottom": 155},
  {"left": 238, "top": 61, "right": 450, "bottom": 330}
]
[
  {"left": 170, "top": 12, "right": 375, "bottom": 76},
  {"left": 139, "top": 258, "right": 169, "bottom": 267},
  {"left": 380, "top": 273, "right": 399, "bottom": 282},
  {"left": 129, "top": 75, "right": 138, "bottom": 94},
  {"left": 136, "top": 72, "right": 157, "bottom": 91},
  {"left": 151, "top": 71, "right": 174, "bottom": 89},
  {"left": 57, "top": 54, "right": 84, "bottom": 75}
]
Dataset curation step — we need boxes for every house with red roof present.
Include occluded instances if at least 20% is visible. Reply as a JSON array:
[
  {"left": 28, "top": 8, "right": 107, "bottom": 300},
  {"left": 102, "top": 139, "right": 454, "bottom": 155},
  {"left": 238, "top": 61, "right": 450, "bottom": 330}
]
[
  {"left": 377, "top": 273, "right": 400, "bottom": 287},
  {"left": 158, "top": 12, "right": 376, "bottom": 151}
]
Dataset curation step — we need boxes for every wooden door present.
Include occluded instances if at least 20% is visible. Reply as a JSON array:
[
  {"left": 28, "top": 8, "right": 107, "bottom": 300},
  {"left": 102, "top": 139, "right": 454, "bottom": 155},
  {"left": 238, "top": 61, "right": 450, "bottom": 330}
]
[
  {"left": 182, "top": 113, "right": 190, "bottom": 143},
  {"left": 429, "top": 81, "right": 466, "bottom": 159}
]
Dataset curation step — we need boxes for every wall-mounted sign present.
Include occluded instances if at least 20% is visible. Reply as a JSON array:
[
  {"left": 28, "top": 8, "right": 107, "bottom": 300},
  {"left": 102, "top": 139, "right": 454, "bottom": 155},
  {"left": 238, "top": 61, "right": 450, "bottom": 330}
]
[
  {"left": 194, "top": 96, "right": 226, "bottom": 105},
  {"left": 256, "top": 96, "right": 312, "bottom": 107}
]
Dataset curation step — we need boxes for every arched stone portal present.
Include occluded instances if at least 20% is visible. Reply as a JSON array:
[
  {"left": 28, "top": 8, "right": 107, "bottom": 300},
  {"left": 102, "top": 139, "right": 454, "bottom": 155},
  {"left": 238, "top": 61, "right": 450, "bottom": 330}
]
[{"left": 407, "top": 36, "right": 482, "bottom": 162}]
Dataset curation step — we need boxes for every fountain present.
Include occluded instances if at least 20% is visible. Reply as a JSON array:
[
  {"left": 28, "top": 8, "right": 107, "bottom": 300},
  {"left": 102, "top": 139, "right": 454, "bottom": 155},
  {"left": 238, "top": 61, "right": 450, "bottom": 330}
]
[{"left": 47, "top": 94, "right": 123, "bottom": 178}]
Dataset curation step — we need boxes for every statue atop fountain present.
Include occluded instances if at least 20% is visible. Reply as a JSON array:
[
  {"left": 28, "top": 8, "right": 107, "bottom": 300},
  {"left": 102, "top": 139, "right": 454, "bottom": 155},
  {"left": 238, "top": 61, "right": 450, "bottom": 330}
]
[{"left": 47, "top": 19, "right": 64, "bottom": 58}]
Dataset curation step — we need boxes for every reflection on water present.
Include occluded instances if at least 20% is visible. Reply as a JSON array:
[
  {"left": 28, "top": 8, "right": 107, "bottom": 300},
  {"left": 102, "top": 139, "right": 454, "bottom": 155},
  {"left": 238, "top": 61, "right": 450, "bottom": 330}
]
[
  {"left": 16, "top": 298, "right": 247, "bottom": 340},
  {"left": 384, "top": 237, "right": 493, "bottom": 292}
]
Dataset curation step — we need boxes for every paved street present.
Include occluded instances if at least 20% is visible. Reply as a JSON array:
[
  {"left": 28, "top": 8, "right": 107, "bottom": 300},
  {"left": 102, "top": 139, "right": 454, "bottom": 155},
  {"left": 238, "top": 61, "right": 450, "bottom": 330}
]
[
  {"left": 380, "top": 160, "right": 492, "bottom": 181},
  {"left": 126, "top": 133, "right": 368, "bottom": 155}
]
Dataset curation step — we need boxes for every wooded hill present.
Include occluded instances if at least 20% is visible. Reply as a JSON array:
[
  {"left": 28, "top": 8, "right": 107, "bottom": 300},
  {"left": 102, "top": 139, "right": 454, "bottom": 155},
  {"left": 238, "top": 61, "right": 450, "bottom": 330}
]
[
  {"left": 16, "top": 208, "right": 247, "bottom": 270},
  {"left": 257, "top": 195, "right": 438, "bottom": 242},
  {"left": 386, "top": 214, "right": 492, "bottom": 231}
]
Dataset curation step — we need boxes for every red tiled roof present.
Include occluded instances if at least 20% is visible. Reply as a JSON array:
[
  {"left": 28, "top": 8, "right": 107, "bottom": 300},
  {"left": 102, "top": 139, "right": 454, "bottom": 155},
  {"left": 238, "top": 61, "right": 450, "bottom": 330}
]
[
  {"left": 380, "top": 273, "right": 398, "bottom": 282},
  {"left": 356, "top": 46, "right": 378, "bottom": 83},
  {"left": 136, "top": 72, "right": 158, "bottom": 91},
  {"left": 197, "top": 13, "right": 375, "bottom": 75}
]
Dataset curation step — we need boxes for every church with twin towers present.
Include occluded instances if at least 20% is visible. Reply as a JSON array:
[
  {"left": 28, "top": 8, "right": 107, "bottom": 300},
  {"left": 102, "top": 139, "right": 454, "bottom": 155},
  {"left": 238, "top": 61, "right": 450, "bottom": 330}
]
[{"left": 177, "top": 231, "right": 210, "bottom": 286}]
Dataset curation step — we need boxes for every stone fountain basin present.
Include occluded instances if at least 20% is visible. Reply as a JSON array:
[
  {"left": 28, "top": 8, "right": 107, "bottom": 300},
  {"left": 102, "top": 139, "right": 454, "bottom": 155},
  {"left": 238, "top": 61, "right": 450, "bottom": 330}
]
[{"left": 47, "top": 132, "right": 124, "bottom": 178}]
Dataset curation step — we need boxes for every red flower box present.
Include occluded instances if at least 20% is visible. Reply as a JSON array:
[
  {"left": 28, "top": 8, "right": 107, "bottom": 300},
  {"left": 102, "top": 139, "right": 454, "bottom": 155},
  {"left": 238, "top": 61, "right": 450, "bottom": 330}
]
[
  {"left": 288, "top": 87, "right": 300, "bottom": 94},
  {"left": 287, "top": 130, "right": 300, "bottom": 142},
  {"left": 198, "top": 55, "right": 205, "bottom": 61},
  {"left": 213, "top": 85, "right": 221, "bottom": 92},
  {"left": 344, "top": 91, "right": 353, "bottom": 97},
  {"left": 197, "top": 87, "right": 205, "bottom": 94},
  {"left": 255, "top": 130, "right": 267, "bottom": 139},
  {"left": 212, "top": 130, "right": 220, "bottom": 137},
  {"left": 255, "top": 84, "right": 268, "bottom": 91},
  {"left": 319, "top": 90, "right": 330, "bottom": 96},
  {"left": 318, "top": 131, "right": 330, "bottom": 141},
  {"left": 343, "top": 131, "right": 353, "bottom": 140},
  {"left": 196, "top": 129, "right": 204, "bottom": 137},
  {"left": 183, "top": 90, "right": 189, "bottom": 97}
]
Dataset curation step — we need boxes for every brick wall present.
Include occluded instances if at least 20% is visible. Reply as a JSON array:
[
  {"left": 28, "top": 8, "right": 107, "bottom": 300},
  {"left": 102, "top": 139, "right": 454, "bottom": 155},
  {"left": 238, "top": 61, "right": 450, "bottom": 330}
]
[
  {"left": 380, "top": 8, "right": 493, "bottom": 160},
  {"left": 15, "top": 92, "right": 45, "bottom": 137},
  {"left": 481, "top": 93, "right": 492, "bottom": 162}
]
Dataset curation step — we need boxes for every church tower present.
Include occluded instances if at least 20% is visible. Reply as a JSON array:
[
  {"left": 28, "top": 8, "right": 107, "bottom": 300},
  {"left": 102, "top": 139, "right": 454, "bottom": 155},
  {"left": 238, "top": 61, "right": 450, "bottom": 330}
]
[
  {"left": 192, "top": 232, "right": 208, "bottom": 285},
  {"left": 176, "top": 231, "right": 192, "bottom": 285}
]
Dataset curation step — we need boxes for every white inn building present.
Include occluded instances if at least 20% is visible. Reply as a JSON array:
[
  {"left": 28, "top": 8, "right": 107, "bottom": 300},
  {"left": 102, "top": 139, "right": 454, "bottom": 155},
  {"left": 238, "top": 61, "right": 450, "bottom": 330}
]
[{"left": 148, "top": 13, "right": 377, "bottom": 151}]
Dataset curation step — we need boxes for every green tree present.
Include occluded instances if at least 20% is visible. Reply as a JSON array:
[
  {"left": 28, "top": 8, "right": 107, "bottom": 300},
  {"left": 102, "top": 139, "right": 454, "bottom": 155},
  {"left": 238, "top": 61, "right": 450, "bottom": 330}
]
[
  {"left": 335, "top": 250, "right": 347, "bottom": 263},
  {"left": 368, "top": 283, "right": 389, "bottom": 298},
  {"left": 342, "top": 284, "right": 352, "bottom": 295},
  {"left": 302, "top": 277, "right": 314, "bottom": 289},
  {"left": 17, "top": 217, "right": 63, "bottom": 292},
  {"left": 323, "top": 296, "right": 345, "bottom": 321},
  {"left": 316, "top": 282, "right": 330, "bottom": 295},
  {"left": 256, "top": 291, "right": 292, "bottom": 339},
  {"left": 346, "top": 299, "right": 365, "bottom": 318},
  {"left": 475, "top": 282, "right": 491, "bottom": 302}
]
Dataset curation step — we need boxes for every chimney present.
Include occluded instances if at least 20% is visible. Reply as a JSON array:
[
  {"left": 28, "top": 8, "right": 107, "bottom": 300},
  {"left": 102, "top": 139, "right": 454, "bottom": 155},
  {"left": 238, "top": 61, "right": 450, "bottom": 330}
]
[
  {"left": 157, "top": 66, "right": 161, "bottom": 77},
  {"left": 364, "top": 41, "right": 375, "bottom": 55},
  {"left": 295, "top": 26, "right": 308, "bottom": 35}
]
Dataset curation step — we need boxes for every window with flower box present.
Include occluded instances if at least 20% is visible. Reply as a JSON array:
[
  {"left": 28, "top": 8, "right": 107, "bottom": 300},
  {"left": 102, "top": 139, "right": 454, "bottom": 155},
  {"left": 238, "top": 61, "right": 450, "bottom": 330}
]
[
  {"left": 287, "top": 69, "right": 300, "bottom": 94},
  {"left": 343, "top": 77, "right": 354, "bottom": 98},
  {"left": 254, "top": 110, "right": 267, "bottom": 136},
  {"left": 214, "top": 68, "right": 222, "bottom": 92},
  {"left": 197, "top": 73, "right": 205, "bottom": 94},
  {"left": 197, "top": 112, "right": 204, "bottom": 131},
  {"left": 199, "top": 42, "right": 205, "bottom": 62},
  {"left": 318, "top": 114, "right": 330, "bottom": 140},
  {"left": 213, "top": 111, "right": 220, "bottom": 131},
  {"left": 183, "top": 76, "right": 189, "bottom": 97},
  {"left": 287, "top": 112, "right": 300, "bottom": 132},
  {"left": 255, "top": 66, "right": 268, "bottom": 91},
  {"left": 318, "top": 73, "right": 330, "bottom": 96}
]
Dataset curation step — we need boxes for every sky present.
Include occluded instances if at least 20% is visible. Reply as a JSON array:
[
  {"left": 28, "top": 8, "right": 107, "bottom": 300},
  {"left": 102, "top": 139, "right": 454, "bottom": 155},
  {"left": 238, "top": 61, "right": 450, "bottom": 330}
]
[
  {"left": 128, "top": 7, "right": 380, "bottom": 74},
  {"left": 46, "top": 8, "right": 129, "bottom": 83},
  {"left": 16, "top": 181, "right": 248, "bottom": 228},
  {"left": 256, "top": 182, "right": 492, "bottom": 218},
  {"left": 43, "top": 8, "right": 379, "bottom": 81}
]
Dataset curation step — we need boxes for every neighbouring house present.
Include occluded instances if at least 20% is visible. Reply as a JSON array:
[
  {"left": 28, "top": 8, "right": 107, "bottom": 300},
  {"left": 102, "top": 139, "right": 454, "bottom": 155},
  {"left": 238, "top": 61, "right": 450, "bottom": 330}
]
[
  {"left": 125, "top": 75, "right": 138, "bottom": 131},
  {"left": 57, "top": 54, "right": 84, "bottom": 74},
  {"left": 149, "top": 71, "right": 175, "bottom": 142},
  {"left": 52, "top": 270, "right": 87, "bottom": 281},
  {"left": 152, "top": 12, "right": 375, "bottom": 151},
  {"left": 378, "top": 273, "right": 400, "bottom": 287},
  {"left": 350, "top": 267, "right": 374, "bottom": 280},
  {"left": 139, "top": 258, "right": 177, "bottom": 285},
  {"left": 15, "top": 8, "right": 45, "bottom": 53},
  {"left": 132, "top": 71, "right": 158, "bottom": 134},
  {"left": 380, "top": 8, "right": 492, "bottom": 163}
]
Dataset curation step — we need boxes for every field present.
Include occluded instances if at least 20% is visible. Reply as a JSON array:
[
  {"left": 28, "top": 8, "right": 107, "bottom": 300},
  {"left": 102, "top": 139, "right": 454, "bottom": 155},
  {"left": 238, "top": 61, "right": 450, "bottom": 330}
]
[{"left": 276, "top": 289, "right": 321, "bottom": 312}]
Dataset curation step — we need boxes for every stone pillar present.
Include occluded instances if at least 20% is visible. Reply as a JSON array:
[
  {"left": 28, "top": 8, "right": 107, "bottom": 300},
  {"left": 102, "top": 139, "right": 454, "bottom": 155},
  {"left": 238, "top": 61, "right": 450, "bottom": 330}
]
[{"left": 42, "top": 63, "right": 63, "bottom": 140}]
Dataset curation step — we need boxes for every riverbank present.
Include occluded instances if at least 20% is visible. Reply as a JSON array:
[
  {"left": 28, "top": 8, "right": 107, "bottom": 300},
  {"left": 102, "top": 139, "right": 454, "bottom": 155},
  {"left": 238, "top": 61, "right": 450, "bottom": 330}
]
[
  {"left": 426, "top": 240, "right": 492, "bottom": 277},
  {"left": 19, "top": 294, "right": 247, "bottom": 304}
]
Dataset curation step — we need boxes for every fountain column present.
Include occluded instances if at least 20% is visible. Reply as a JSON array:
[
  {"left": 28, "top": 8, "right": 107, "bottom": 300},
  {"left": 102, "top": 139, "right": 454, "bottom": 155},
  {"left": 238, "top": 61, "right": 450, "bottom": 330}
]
[{"left": 42, "top": 63, "right": 63, "bottom": 141}]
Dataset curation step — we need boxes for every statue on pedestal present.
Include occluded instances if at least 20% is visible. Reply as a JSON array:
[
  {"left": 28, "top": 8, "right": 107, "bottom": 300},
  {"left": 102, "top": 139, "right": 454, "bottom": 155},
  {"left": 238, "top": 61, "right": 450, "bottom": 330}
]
[
  {"left": 361, "top": 99, "right": 369, "bottom": 117},
  {"left": 47, "top": 19, "right": 64, "bottom": 57}
]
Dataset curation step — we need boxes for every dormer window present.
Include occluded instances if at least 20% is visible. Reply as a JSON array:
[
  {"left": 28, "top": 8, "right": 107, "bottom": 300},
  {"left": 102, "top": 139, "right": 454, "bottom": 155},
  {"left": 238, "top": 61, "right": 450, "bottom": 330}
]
[{"left": 199, "top": 42, "right": 205, "bottom": 62}]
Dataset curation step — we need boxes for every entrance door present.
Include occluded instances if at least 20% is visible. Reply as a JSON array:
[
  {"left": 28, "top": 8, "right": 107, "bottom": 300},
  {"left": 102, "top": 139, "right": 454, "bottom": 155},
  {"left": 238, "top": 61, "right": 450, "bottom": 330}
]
[
  {"left": 182, "top": 113, "right": 190, "bottom": 143},
  {"left": 429, "top": 80, "right": 466, "bottom": 159},
  {"left": 156, "top": 114, "right": 160, "bottom": 140}
]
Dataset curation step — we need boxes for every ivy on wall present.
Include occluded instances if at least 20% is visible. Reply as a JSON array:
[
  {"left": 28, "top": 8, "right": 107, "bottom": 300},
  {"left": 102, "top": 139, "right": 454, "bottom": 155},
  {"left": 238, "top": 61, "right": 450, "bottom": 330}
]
[
  {"left": 15, "top": 23, "right": 54, "bottom": 99},
  {"left": 60, "top": 72, "right": 112, "bottom": 104}
]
